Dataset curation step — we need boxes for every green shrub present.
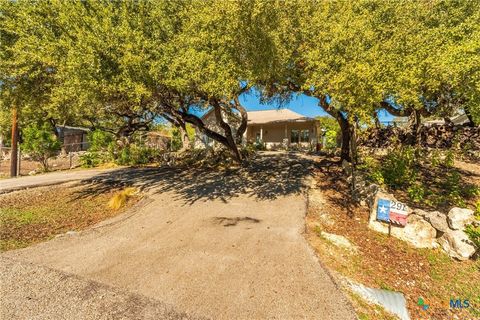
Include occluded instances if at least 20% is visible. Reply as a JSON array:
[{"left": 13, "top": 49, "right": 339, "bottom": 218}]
[
  {"left": 464, "top": 224, "right": 480, "bottom": 249},
  {"left": 323, "top": 130, "right": 338, "bottom": 150},
  {"left": 171, "top": 124, "right": 195, "bottom": 151},
  {"left": 115, "top": 144, "right": 159, "bottom": 165},
  {"left": 443, "top": 171, "right": 465, "bottom": 207},
  {"left": 254, "top": 141, "right": 266, "bottom": 151},
  {"left": 444, "top": 150, "right": 455, "bottom": 168},
  {"left": 381, "top": 146, "right": 418, "bottom": 188},
  {"left": 407, "top": 183, "right": 426, "bottom": 203},
  {"left": 241, "top": 143, "right": 257, "bottom": 158},
  {"left": 79, "top": 151, "right": 106, "bottom": 168},
  {"left": 360, "top": 147, "right": 477, "bottom": 208},
  {"left": 358, "top": 156, "right": 384, "bottom": 184},
  {"left": 429, "top": 150, "right": 441, "bottom": 167},
  {"left": 87, "top": 129, "right": 114, "bottom": 152},
  {"left": 21, "top": 123, "right": 61, "bottom": 171}
]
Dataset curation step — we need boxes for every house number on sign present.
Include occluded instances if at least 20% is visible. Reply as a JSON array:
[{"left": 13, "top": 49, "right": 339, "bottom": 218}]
[{"left": 376, "top": 198, "right": 409, "bottom": 226}]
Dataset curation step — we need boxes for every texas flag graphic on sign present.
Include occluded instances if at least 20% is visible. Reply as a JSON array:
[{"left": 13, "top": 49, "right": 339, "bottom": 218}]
[{"left": 377, "top": 198, "right": 408, "bottom": 226}]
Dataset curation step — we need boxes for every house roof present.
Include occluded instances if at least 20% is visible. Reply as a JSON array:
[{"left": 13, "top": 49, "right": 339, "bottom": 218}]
[
  {"left": 246, "top": 109, "right": 314, "bottom": 124},
  {"left": 56, "top": 125, "right": 90, "bottom": 133}
]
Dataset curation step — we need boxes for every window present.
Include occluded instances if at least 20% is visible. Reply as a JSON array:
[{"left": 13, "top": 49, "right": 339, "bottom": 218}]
[
  {"left": 290, "top": 130, "right": 299, "bottom": 143},
  {"left": 300, "top": 129, "right": 309, "bottom": 142},
  {"left": 291, "top": 129, "right": 309, "bottom": 143}
]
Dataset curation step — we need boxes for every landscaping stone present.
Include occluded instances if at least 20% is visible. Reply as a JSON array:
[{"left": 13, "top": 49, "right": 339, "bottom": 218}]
[
  {"left": 414, "top": 209, "right": 449, "bottom": 233},
  {"left": 369, "top": 192, "right": 436, "bottom": 248},
  {"left": 390, "top": 214, "right": 437, "bottom": 249},
  {"left": 438, "top": 230, "right": 476, "bottom": 260},
  {"left": 321, "top": 232, "right": 357, "bottom": 252},
  {"left": 447, "top": 207, "right": 474, "bottom": 230}
]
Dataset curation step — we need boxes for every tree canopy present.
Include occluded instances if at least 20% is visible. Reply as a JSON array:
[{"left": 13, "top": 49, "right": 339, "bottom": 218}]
[{"left": 1, "top": 0, "right": 479, "bottom": 162}]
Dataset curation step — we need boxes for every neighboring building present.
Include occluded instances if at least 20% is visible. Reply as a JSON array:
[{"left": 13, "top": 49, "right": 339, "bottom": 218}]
[
  {"left": 195, "top": 108, "right": 319, "bottom": 150},
  {"left": 56, "top": 126, "right": 90, "bottom": 152},
  {"left": 144, "top": 131, "right": 171, "bottom": 150}
]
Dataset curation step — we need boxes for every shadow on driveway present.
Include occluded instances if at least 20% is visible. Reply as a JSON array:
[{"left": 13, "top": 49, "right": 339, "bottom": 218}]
[{"left": 75, "top": 153, "right": 317, "bottom": 204}]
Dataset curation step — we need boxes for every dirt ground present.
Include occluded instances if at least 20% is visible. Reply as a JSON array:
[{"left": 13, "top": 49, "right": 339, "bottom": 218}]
[
  {"left": 306, "top": 164, "right": 480, "bottom": 320},
  {"left": 1, "top": 153, "right": 356, "bottom": 320},
  {"left": 0, "top": 183, "right": 140, "bottom": 251}
]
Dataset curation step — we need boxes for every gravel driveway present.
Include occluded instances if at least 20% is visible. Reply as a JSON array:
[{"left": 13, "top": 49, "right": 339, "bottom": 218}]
[{"left": 1, "top": 153, "right": 356, "bottom": 319}]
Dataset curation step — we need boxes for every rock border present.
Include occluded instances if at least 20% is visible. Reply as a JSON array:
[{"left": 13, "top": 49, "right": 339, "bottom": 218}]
[{"left": 342, "top": 160, "right": 478, "bottom": 260}]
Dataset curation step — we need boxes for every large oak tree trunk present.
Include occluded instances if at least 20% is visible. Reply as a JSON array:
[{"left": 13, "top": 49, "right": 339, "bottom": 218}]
[
  {"left": 177, "top": 123, "right": 190, "bottom": 153},
  {"left": 464, "top": 105, "right": 476, "bottom": 127},
  {"left": 176, "top": 109, "right": 243, "bottom": 163},
  {"left": 233, "top": 97, "right": 248, "bottom": 145},
  {"left": 212, "top": 100, "right": 242, "bottom": 163},
  {"left": 337, "top": 112, "right": 351, "bottom": 162},
  {"left": 318, "top": 96, "right": 351, "bottom": 162}
]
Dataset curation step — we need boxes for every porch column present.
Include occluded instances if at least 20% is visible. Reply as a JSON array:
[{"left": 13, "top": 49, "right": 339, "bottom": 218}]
[
  {"left": 284, "top": 124, "right": 288, "bottom": 148},
  {"left": 260, "top": 126, "right": 263, "bottom": 141}
]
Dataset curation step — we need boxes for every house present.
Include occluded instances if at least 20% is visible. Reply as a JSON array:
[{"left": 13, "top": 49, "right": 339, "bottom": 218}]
[{"left": 196, "top": 108, "right": 319, "bottom": 150}]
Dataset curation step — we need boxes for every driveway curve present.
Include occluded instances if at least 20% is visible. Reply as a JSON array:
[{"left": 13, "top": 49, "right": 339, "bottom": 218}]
[{"left": 2, "top": 153, "right": 356, "bottom": 319}]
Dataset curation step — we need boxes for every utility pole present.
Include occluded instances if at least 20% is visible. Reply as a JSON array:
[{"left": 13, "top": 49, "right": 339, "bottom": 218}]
[{"left": 10, "top": 107, "right": 18, "bottom": 177}]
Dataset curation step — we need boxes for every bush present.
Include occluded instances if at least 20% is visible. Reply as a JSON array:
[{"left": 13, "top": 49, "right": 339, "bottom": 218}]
[
  {"left": 171, "top": 124, "right": 195, "bottom": 151},
  {"left": 358, "top": 156, "right": 384, "bottom": 184},
  {"left": 79, "top": 151, "right": 109, "bottom": 168},
  {"left": 115, "top": 144, "right": 160, "bottom": 166},
  {"left": 21, "top": 123, "right": 61, "bottom": 171},
  {"left": 464, "top": 224, "right": 480, "bottom": 250},
  {"left": 87, "top": 130, "right": 114, "bottom": 152},
  {"left": 407, "top": 183, "right": 426, "bottom": 203},
  {"left": 381, "top": 146, "right": 418, "bottom": 188},
  {"left": 360, "top": 147, "right": 478, "bottom": 207},
  {"left": 323, "top": 130, "right": 338, "bottom": 150}
]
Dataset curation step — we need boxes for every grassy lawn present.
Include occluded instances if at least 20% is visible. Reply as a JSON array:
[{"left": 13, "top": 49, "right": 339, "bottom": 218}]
[
  {"left": 307, "top": 166, "right": 480, "bottom": 320},
  {"left": 0, "top": 183, "right": 140, "bottom": 251}
]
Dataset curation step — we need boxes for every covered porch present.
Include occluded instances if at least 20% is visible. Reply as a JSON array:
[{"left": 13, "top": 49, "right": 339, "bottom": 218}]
[{"left": 245, "top": 120, "right": 319, "bottom": 151}]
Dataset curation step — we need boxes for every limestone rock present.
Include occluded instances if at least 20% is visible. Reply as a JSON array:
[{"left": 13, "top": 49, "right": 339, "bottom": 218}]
[
  {"left": 438, "top": 230, "right": 476, "bottom": 260},
  {"left": 390, "top": 214, "right": 437, "bottom": 248},
  {"left": 321, "top": 232, "right": 357, "bottom": 252},
  {"left": 415, "top": 209, "right": 449, "bottom": 233},
  {"left": 447, "top": 208, "right": 474, "bottom": 230}
]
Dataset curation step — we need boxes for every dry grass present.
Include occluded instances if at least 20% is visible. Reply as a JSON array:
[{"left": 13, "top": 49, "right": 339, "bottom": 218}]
[
  {"left": 108, "top": 187, "right": 138, "bottom": 210},
  {"left": 0, "top": 183, "right": 141, "bottom": 251},
  {"left": 307, "top": 166, "right": 480, "bottom": 320}
]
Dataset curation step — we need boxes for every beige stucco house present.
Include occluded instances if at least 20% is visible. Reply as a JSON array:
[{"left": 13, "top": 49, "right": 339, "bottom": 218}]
[{"left": 196, "top": 109, "right": 319, "bottom": 150}]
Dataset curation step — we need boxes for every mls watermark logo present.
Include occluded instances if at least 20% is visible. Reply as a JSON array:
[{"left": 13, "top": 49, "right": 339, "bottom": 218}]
[
  {"left": 417, "top": 297, "right": 429, "bottom": 311},
  {"left": 450, "top": 298, "right": 470, "bottom": 309}
]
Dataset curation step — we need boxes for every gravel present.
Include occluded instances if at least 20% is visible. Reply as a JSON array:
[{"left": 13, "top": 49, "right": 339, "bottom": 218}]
[{"left": 0, "top": 256, "right": 205, "bottom": 320}]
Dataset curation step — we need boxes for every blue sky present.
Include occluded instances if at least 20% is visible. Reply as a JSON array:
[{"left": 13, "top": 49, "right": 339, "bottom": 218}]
[{"left": 239, "top": 89, "right": 396, "bottom": 123}]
